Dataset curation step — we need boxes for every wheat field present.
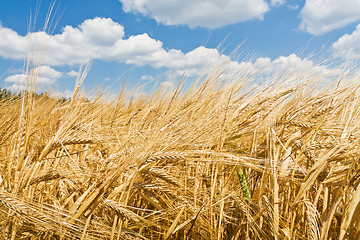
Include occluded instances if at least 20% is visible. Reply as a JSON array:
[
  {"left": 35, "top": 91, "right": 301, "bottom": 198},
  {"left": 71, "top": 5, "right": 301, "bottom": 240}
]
[{"left": 1, "top": 63, "right": 360, "bottom": 239}]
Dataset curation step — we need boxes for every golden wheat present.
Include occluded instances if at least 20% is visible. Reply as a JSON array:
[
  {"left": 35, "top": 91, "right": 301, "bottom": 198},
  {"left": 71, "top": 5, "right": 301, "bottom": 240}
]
[{"left": 1, "top": 63, "right": 360, "bottom": 239}]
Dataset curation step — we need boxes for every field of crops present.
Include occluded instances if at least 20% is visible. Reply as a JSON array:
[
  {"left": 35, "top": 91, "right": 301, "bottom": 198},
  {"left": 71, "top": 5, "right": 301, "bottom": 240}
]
[{"left": 1, "top": 64, "right": 360, "bottom": 239}]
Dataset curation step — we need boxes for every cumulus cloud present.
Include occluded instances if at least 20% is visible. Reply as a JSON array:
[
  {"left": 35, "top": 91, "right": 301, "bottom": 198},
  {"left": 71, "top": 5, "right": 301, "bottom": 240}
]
[
  {"left": 119, "top": 0, "right": 270, "bottom": 28},
  {"left": 247, "top": 53, "right": 333, "bottom": 76},
  {"left": 259, "top": 54, "right": 314, "bottom": 73},
  {"left": 0, "top": 24, "right": 27, "bottom": 59},
  {"left": 146, "top": 54, "right": 336, "bottom": 84},
  {"left": 332, "top": 24, "right": 360, "bottom": 60},
  {"left": 0, "top": 18, "right": 127, "bottom": 65},
  {"left": 4, "top": 65, "right": 63, "bottom": 91},
  {"left": 0, "top": 17, "right": 337, "bottom": 89},
  {"left": 299, "top": 0, "right": 360, "bottom": 35},
  {"left": 0, "top": 18, "right": 228, "bottom": 73},
  {"left": 0, "top": 17, "right": 246, "bottom": 77}
]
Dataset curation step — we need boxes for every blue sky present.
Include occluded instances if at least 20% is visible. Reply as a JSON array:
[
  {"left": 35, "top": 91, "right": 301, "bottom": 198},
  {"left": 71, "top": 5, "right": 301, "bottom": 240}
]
[{"left": 1, "top": 0, "right": 360, "bottom": 97}]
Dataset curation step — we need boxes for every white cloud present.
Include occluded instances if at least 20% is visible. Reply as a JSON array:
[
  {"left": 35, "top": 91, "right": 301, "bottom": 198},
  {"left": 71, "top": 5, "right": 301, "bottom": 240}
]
[
  {"left": 55, "top": 17, "right": 125, "bottom": 47},
  {"left": 332, "top": 24, "right": 360, "bottom": 60},
  {"left": 67, "top": 70, "right": 78, "bottom": 77},
  {"left": 4, "top": 75, "right": 27, "bottom": 84},
  {"left": 0, "top": 25, "right": 27, "bottom": 60},
  {"left": 34, "top": 66, "right": 63, "bottom": 84},
  {"left": 287, "top": 4, "right": 299, "bottom": 10},
  {"left": 0, "top": 17, "right": 337, "bottom": 88},
  {"left": 299, "top": 0, "right": 360, "bottom": 35},
  {"left": 167, "top": 53, "right": 336, "bottom": 82},
  {"left": 140, "top": 74, "right": 155, "bottom": 81},
  {"left": 271, "top": 0, "right": 286, "bottom": 6},
  {"left": 3, "top": 17, "right": 327, "bottom": 81},
  {"left": 0, "top": 18, "right": 227, "bottom": 74},
  {"left": 0, "top": 18, "right": 244, "bottom": 77},
  {"left": 266, "top": 54, "right": 314, "bottom": 73},
  {"left": 119, "top": 0, "right": 270, "bottom": 28},
  {"left": 247, "top": 54, "right": 335, "bottom": 77},
  {"left": 4, "top": 65, "right": 63, "bottom": 91},
  {"left": 0, "top": 17, "right": 126, "bottom": 66}
]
